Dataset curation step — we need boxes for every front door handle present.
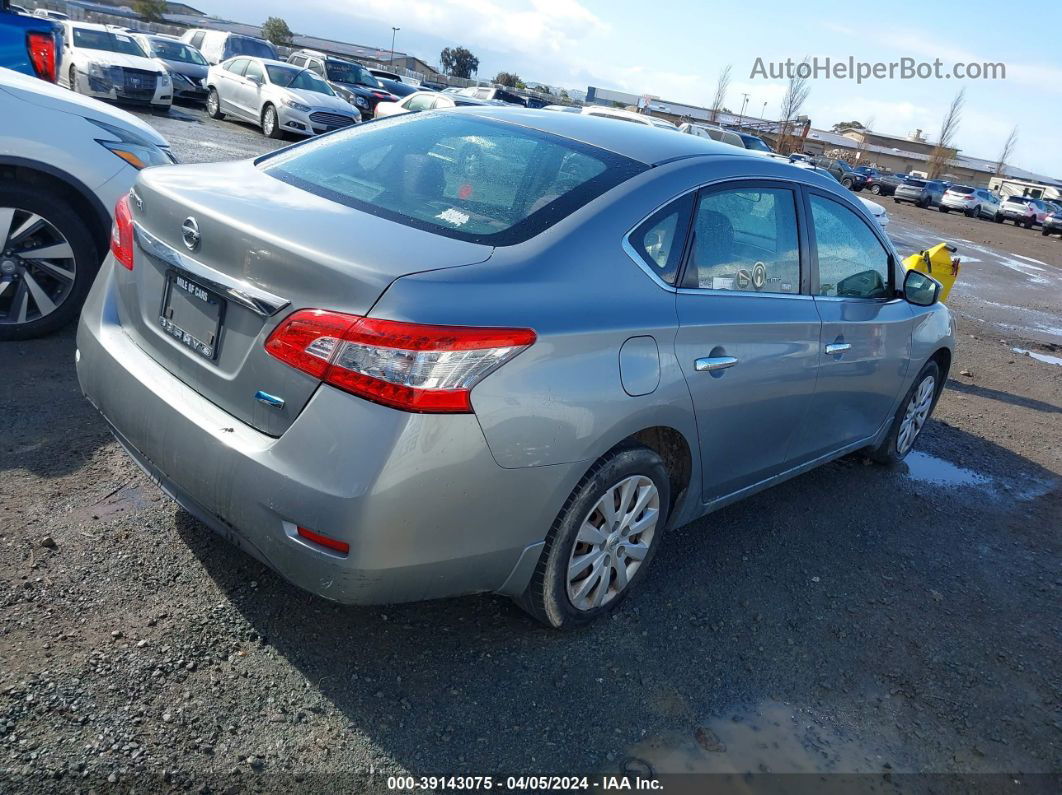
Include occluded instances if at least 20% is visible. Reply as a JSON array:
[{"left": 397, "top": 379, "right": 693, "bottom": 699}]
[
  {"left": 695, "top": 356, "right": 738, "bottom": 372},
  {"left": 825, "top": 343, "right": 852, "bottom": 355}
]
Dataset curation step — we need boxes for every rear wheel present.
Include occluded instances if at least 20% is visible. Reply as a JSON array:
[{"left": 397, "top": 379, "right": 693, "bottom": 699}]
[
  {"left": 68, "top": 65, "right": 78, "bottom": 93},
  {"left": 1026, "top": 217, "right": 1035, "bottom": 229},
  {"left": 262, "top": 104, "right": 283, "bottom": 139},
  {"left": 967, "top": 205, "right": 980, "bottom": 218},
  {"left": 995, "top": 214, "right": 1003, "bottom": 223},
  {"left": 939, "top": 206, "right": 949, "bottom": 213},
  {"left": 1043, "top": 227, "right": 1050, "bottom": 236},
  {"left": 206, "top": 88, "right": 224, "bottom": 119},
  {"left": 0, "top": 184, "right": 98, "bottom": 340},
  {"left": 869, "top": 184, "right": 882, "bottom": 195},
  {"left": 868, "top": 361, "right": 940, "bottom": 464},
  {"left": 521, "top": 445, "right": 670, "bottom": 629},
  {"left": 841, "top": 177, "right": 854, "bottom": 190}
]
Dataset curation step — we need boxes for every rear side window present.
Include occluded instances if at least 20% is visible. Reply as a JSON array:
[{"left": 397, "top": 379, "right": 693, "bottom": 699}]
[
  {"left": 681, "top": 187, "right": 801, "bottom": 294},
  {"left": 629, "top": 194, "right": 694, "bottom": 285},
  {"left": 404, "top": 94, "right": 435, "bottom": 112},
  {"left": 225, "top": 58, "right": 248, "bottom": 76},
  {"left": 810, "top": 195, "right": 891, "bottom": 299},
  {"left": 189, "top": 31, "right": 205, "bottom": 49},
  {"left": 262, "top": 114, "right": 645, "bottom": 245}
]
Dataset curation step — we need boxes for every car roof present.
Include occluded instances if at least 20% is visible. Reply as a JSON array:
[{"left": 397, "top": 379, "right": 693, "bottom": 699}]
[{"left": 451, "top": 107, "right": 761, "bottom": 166}]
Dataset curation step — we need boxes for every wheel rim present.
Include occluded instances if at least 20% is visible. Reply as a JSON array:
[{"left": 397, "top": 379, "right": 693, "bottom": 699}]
[
  {"left": 208, "top": 92, "right": 218, "bottom": 114},
  {"left": 264, "top": 109, "right": 275, "bottom": 134},
  {"left": 897, "top": 375, "right": 935, "bottom": 455},
  {"left": 566, "top": 475, "right": 660, "bottom": 611},
  {"left": 0, "top": 208, "right": 77, "bottom": 327}
]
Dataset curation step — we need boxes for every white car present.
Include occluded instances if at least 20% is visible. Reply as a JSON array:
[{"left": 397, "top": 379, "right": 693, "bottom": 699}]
[
  {"left": 581, "top": 106, "right": 678, "bottom": 130},
  {"left": 0, "top": 67, "right": 174, "bottom": 339},
  {"left": 206, "top": 57, "right": 359, "bottom": 138},
  {"left": 678, "top": 122, "right": 745, "bottom": 149},
  {"left": 373, "top": 90, "right": 488, "bottom": 119},
  {"left": 59, "top": 22, "right": 172, "bottom": 110}
]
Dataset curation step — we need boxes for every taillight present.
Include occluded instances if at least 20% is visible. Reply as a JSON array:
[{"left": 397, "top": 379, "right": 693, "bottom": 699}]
[
  {"left": 111, "top": 194, "right": 134, "bottom": 270},
  {"left": 265, "top": 309, "right": 535, "bottom": 413},
  {"left": 27, "top": 32, "right": 57, "bottom": 83}
]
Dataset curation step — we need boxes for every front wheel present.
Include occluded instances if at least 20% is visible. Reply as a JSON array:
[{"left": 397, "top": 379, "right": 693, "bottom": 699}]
[
  {"left": 939, "top": 206, "right": 949, "bottom": 213},
  {"left": 68, "top": 65, "right": 78, "bottom": 93},
  {"left": 206, "top": 88, "right": 224, "bottom": 119},
  {"left": 967, "top": 206, "right": 979, "bottom": 218},
  {"left": 521, "top": 445, "right": 670, "bottom": 629},
  {"left": 868, "top": 361, "right": 940, "bottom": 464},
  {"left": 841, "top": 178, "right": 853, "bottom": 190},
  {"left": 1043, "top": 228, "right": 1050, "bottom": 236},
  {"left": 262, "top": 104, "right": 283, "bottom": 139},
  {"left": 1026, "top": 217, "right": 1035, "bottom": 229},
  {"left": 869, "top": 184, "right": 882, "bottom": 195},
  {"left": 995, "top": 214, "right": 1003, "bottom": 223}
]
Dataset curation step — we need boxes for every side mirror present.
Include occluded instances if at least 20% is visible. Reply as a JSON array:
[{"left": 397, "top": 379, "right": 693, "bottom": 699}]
[
  {"left": 903, "top": 269, "right": 941, "bottom": 307},
  {"left": 247, "top": 74, "right": 263, "bottom": 85}
]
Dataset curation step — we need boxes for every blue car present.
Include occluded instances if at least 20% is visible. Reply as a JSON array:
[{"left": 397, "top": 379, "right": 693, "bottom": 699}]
[{"left": 0, "top": 0, "right": 61, "bottom": 81}]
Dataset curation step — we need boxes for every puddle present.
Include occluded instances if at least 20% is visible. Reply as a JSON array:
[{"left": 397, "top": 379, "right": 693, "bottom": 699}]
[
  {"left": 618, "top": 702, "right": 897, "bottom": 775},
  {"left": 902, "top": 452, "right": 992, "bottom": 487},
  {"left": 1012, "top": 347, "right": 1062, "bottom": 366}
]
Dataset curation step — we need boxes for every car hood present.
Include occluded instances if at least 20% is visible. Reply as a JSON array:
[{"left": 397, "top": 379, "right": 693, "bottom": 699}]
[
  {"left": 157, "top": 58, "right": 207, "bottom": 80},
  {"left": 332, "top": 80, "right": 384, "bottom": 97},
  {"left": 275, "top": 86, "right": 354, "bottom": 112},
  {"left": 0, "top": 66, "right": 168, "bottom": 147},
  {"left": 77, "top": 50, "right": 161, "bottom": 71}
]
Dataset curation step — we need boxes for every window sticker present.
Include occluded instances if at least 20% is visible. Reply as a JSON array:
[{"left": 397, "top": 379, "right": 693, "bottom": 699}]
[{"left": 436, "top": 208, "right": 470, "bottom": 227}]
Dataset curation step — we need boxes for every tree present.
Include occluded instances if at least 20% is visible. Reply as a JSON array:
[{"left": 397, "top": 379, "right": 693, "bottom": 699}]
[
  {"left": 994, "top": 125, "right": 1018, "bottom": 176},
  {"left": 441, "top": 46, "right": 479, "bottom": 79},
  {"left": 261, "top": 17, "right": 294, "bottom": 49},
  {"left": 831, "top": 120, "right": 865, "bottom": 132},
  {"left": 494, "top": 71, "right": 521, "bottom": 88},
  {"left": 133, "top": 0, "right": 167, "bottom": 22},
  {"left": 709, "top": 64, "right": 731, "bottom": 122},
  {"left": 927, "top": 88, "right": 965, "bottom": 179},
  {"left": 777, "top": 57, "right": 811, "bottom": 154},
  {"left": 854, "top": 115, "right": 875, "bottom": 161}
]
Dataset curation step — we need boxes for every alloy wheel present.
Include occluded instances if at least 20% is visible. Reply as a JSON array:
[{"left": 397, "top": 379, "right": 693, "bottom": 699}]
[
  {"left": 0, "top": 208, "right": 77, "bottom": 328},
  {"left": 566, "top": 475, "right": 660, "bottom": 611},
  {"left": 897, "top": 375, "right": 935, "bottom": 455},
  {"left": 264, "top": 108, "right": 275, "bottom": 136}
]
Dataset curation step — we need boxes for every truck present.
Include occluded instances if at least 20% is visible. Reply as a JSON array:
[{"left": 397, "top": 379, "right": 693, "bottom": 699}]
[{"left": 0, "top": 0, "right": 61, "bottom": 82}]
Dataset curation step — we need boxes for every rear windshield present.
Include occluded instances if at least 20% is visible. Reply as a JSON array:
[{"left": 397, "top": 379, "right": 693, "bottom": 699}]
[
  {"left": 949, "top": 186, "right": 974, "bottom": 194},
  {"left": 1006, "top": 196, "right": 1032, "bottom": 204},
  {"left": 262, "top": 113, "right": 646, "bottom": 245},
  {"left": 905, "top": 179, "right": 927, "bottom": 187}
]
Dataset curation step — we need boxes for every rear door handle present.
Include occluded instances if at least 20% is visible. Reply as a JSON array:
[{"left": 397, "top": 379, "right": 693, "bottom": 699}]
[
  {"left": 825, "top": 343, "right": 852, "bottom": 355},
  {"left": 694, "top": 356, "right": 738, "bottom": 372}
]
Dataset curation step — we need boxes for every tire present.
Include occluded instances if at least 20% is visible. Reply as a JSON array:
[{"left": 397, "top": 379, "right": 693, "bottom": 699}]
[
  {"left": 262, "top": 104, "right": 283, "bottom": 139},
  {"left": 0, "top": 183, "right": 99, "bottom": 341},
  {"left": 967, "top": 206, "right": 980, "bottom": 218},
  {"left": 893, "top": 198, "right": 901, "bottom": 204},
  {"left": 841, "top": 178, "right": 853, "bottom": 190},
  {"left": 1026, "top": 217, "right": 1034, "bottom": 229},
  {"left": 521, "top": 445, "right": 671, "bottom": 629},
  {"left": 867, "top": 360, "right": 941, "bottom": 464},
  {"left": 870, "top": 184, "right": 882, "bottom": 195},
  {"left": 939, "top": 206, "right": 948, "bottom": 213},
  {"left": 206, "top": 88, "right": 224, "bottom": 119},
  {"left": 1043, "top": 228, "right": 1050, "bottom": 236},
  {"left": 994, "top": 214, "right": 1003, "bottom": 223},
  {"left": 68, "top": 65, "right": 78, "bottom": 93}
]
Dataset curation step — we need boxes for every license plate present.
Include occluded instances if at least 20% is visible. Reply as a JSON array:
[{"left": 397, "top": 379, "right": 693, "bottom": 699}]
[{"left": 159, "top": 272, "right": 224, "bottom": 360}]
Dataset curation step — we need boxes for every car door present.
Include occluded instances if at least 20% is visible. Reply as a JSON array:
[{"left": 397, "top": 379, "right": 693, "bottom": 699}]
[
  {"left": 238, "top": 59, "right": 265, "bottom": 119},
  {"left": 216, "top": 58, "right": 247, "bottom": 115},
  {"left": 787, "top": 191, "right": 915, "bottom": 464},
  {"left": 671, "top": 181, "right": 822, "bottom": 502}
]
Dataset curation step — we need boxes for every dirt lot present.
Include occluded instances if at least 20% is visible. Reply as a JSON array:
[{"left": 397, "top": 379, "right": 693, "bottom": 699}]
[{"left": 1, "top": 115, "right": 1060, "bottom": 792}]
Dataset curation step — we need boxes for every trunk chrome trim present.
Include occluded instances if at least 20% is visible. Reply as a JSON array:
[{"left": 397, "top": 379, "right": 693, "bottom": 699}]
[{"left": 133, "top": 222, "right": 290, "bottom": 318}]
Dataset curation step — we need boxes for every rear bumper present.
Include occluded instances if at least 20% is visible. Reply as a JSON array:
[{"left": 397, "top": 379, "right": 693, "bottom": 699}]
[{"left": 76, "top": 258, "right": 582, "bottom": 604}]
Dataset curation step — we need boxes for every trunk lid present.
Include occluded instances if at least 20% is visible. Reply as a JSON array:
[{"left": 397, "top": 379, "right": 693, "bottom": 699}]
[{"left": 115, "top": 159, "right": 492, "bottom": 436}]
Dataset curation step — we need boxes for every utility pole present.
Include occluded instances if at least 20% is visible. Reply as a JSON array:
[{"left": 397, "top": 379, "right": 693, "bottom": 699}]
[
  {"left": 761, "top": 100, "right": 767, "bottom": 119},
  {"left": 389, "top": 26, "right": 400, "bottom": 65},
  {"left": 739, "top": 93, "right": 750, "bottom": 122}
]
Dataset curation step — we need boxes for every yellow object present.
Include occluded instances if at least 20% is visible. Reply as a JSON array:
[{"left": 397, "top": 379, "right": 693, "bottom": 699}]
[{"left": 903, "top": 242, "right": 960, "bottom": 303}]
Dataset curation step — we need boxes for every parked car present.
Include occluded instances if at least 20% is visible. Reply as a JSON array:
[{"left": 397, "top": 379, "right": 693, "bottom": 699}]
[
  {"left": 893, "top": 177, "right": 945, "bottom": 208},
  {"left": 1042, "top": 209, "right": 1062, "bottom": 237},
  {"left": 8, "top": 3, "right": 29, "bottom": 13},
  {"left": 373, "top": 90, "right": 487, "bottom": 119},
  {"left": 368, "top": 67, "right": 403, "bottom": 83},
  {"left": 287, "top": 49, "right": 397, "bottom": 120},
  {"left": 581, "top": 106, "right": 678, "bottom": 130},
  {"left": 734, "top": 132, "right": 773, "bottom": 154},
  {"left": 0, "top": 0, "right": 60, "bottom": 82},
  {"left": 0, "top": 66, "right": 173, "bottom": 339},
  {"left": 541, "top": 104, "right": 581, "bottom": 113},
  {"left": 76, "top": 108, "right": 952, "bottom": 627},
  {"left": 132, "top": 34, "right": 208, "bottom": 105},
  {"left": 206, "top": 56, "right": 359, "bottom": 138},
  {"left": 678, "top": 122, "right": 745, "bottom": 149},
  {"left": 59, "top": 22, "right": 172, "bottom": 110},
  {"left": 791, "top": 163, "right": 890, "bottom": 228},
  {"left": 374, "top": 76, "right": 418, "bottom": 99},
  {"left": 179, "top": 28, "right": 276, "bottom": 65},
  {"left": 997, "top": 195, "right": 1050, "bottom": 227},
  {"left": 456, "top": 85, "right": 527, "bottom": 106},
  {"left": 812, "top": 157, "right": 866, "bottom": 191},
  {"left": 938, "top": 185, "right": 1001, "bottom": 219},
  {"left": 32, "top": 7, "right": 67, "bottom": 21},
  {"left": 854, "top": 167, "right": 904, "bottom": 196}
]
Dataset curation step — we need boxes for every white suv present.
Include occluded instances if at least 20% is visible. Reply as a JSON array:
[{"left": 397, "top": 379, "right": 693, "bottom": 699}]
[
  {"left": 59, "top": 22, "right": 172, "bottom": 110},
  {"left": 0, "top": 68, "right": 174, "bottom": 339}
]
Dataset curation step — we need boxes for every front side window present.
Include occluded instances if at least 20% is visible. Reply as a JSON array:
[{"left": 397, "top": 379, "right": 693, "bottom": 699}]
[
  {"left": 244, "top": 60, "right": 264, "bottom": 82},
  {"left": 810, "top": 194, "right": 891, "bottom": 299},
  {"left": 263, "top": 113, "right": 645, "bottom": 245},
  {"left": 681, "top": 187, "right": 800, "bottom": 294},
  {"left": 628, "top": 194, "right": 694, "bottom": 286}
]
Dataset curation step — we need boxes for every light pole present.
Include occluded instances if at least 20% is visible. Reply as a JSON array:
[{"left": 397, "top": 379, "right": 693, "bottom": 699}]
[
  {"left": 761, "top": 100, "right": 767, "bottom": 119},
  {"left": 739, "top": 93, "right": 749, "bottom": 121},
  {"left": 389, "top": 26, "right": 400, "bottom": 65}
]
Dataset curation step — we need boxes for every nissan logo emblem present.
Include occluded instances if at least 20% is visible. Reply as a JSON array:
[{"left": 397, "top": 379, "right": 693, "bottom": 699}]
[{"left": 182, "top": 217, "right": 200, "bottom": 251}]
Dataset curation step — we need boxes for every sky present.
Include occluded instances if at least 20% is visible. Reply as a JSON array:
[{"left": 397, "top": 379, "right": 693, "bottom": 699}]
[{"left": 209, "top": 0, "right": 1062, "bottom": 178}]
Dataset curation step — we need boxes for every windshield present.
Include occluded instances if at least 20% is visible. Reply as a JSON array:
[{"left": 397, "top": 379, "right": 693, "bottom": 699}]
[
  {"left": 326, "top": 60, "right": 380, "bottom": 87},
  {"left": 263, "top": 114, "right": 645, "bottom": 245},
  {"left": 227, "top": 36, "right": 275, "bottom": 59},
  {"left": 266, "top": 65, "right": 335, "bottom": 95},
  {"left": 72, "top": 28, "right": 146, "bottom": 56},
  {"left": 740, "top": 135, "right": 771, "bottom": 152},
  {"left": 148, "top": 38, "right": 207, "bottom": 65}
]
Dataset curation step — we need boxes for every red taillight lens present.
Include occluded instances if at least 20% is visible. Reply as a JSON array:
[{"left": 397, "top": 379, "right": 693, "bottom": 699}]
[
  {"left": 111, "top": 194, "right": 134, "bottom": 270},
  {"left": 296, "top": 526, "right": 349, "bottom": 555},
  {"left": 27, "top": 32, "right": 57, "bottom": 83},
  {"left": 265, "top": 309, "right": 535, "bottom": 414}
]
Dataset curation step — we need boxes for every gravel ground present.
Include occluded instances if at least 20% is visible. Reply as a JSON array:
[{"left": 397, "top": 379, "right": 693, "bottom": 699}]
[{"left": 0, "top": 109, "right": 1060, "bottom": 791}]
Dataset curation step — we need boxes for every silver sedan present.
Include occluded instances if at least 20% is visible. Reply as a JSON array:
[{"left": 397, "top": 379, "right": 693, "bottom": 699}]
[
  {"left": 77, "top": 109, "right": 953, "bottom": 628},
  {"left": 205, "top": 56, "right": 359, "bottom": 138}
]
